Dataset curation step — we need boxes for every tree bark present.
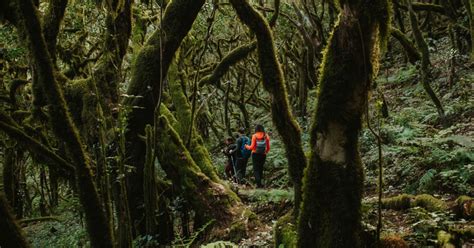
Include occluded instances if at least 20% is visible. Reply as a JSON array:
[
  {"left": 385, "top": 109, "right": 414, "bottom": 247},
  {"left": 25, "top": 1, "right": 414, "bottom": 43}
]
[
  {"left": 13, "top": 0, "right": 113, "bottom": 246},
  {"left": 297, "top": 0, "right": 390, "bottom": 247},
  {"left": 407, "top": 0, "right": 445, "bottom": 118},
  {"left": 123, "top": 0, "right": 205, "bottom": 234},
  {"left": 230, "top": 0, "right": 307, "bottom": 219},
  {"left": 0, "top": 193, "right": 30, "bottom": 248}
]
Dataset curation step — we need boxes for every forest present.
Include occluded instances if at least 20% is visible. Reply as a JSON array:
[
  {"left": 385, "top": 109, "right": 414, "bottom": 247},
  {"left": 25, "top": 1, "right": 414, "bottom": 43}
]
[{"left": 0, "top": 0, "right": 473, "bottom": 247}]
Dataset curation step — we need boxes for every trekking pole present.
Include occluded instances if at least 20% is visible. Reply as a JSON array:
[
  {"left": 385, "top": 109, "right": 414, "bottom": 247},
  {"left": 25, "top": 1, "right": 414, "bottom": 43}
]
[{"left": 231, "top": 157, "right": 238, "bottom": 183}]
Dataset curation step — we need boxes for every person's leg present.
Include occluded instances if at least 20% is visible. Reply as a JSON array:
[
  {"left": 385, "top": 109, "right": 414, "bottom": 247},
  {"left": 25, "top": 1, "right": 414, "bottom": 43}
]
[
  {"left": 252, "top": 154, "right": 259, "bottom": 187},
  {"left": 242, "top": 158, "right": 248, "bottom": 180},
  {"left": 259, "top": 155, "right": 266, "bottom": 187},
  {"left": 225, "top": 161, "right": 233, "bottom": 179},
  {"left": 253, "top": 154, "right": 264, "bottom": 188},
  {"left": 235, "top": 158, "right": 243, "bottom": 183}
]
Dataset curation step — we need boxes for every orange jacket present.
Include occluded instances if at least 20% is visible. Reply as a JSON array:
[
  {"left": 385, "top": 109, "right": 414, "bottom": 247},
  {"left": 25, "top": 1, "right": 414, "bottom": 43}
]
[{"left": 245, "top": 132, "right": 270, "bottom": 154}]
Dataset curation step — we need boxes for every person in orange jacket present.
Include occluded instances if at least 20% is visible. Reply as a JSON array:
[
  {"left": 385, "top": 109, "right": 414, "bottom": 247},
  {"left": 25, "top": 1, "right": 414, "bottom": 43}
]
[{"left": 245, "top": 124, "right": 270, "bottom": 188}]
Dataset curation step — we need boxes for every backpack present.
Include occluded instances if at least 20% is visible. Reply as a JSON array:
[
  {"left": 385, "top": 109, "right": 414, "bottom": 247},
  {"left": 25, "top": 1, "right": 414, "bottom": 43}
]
[
  {"left": 255, "top": 135, "right": 267, "bottom": 154},
  {"left": 240, "top": 136, "right": 252, "bottom": 159}
]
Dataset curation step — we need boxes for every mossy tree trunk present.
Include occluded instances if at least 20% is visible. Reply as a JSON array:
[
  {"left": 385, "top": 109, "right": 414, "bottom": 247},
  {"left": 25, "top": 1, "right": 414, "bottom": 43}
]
[
  {"left": 407, "top": 0, "right": 445, "bottom": 118},
  {"left": 390, "top": 27, "right": 421, "bottom": 64},
  {"left": 13, "top": 0, "right": 113, "bottom": 247},
  {"left": 0, "top": 193, "right": 30, "bottom": 248},
  {"left": 459, "top": 0, "right": 473, "bottom": 59},
  {"left": 42, "top": 0, "right": 68, "bottom": 64},
  {"left": 230, "top": 0, "right": 307, "bottom": 219},
  {"left": 297, "top": 0, "right": 390, "bottom": 247},
  {"left": 155, "top": 116, "right": 246, "bottom": 239},
  {"left": 92, "top": 0, "right": 132, "bottom": 109},
  {"left": 123, "top": 0, "right": 205, "bottom": 233},
  {"left": 166, "top": 63, "right": 220, "bottom": 181}
]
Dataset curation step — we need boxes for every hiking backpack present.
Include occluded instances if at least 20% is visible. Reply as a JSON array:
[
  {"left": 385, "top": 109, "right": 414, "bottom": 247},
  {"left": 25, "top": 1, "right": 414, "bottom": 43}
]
[
  {"left": 240, "top": 136, "right": 252, "bottom": 159},
  {"left": 255, "top": 135, "right": 267, "bottom": 154}
]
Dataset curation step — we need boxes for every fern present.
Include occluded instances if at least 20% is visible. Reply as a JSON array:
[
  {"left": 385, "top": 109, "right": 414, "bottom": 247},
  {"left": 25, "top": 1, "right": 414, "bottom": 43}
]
[{"left": 417, "top": 169, "right": 437, "bottom": 192}]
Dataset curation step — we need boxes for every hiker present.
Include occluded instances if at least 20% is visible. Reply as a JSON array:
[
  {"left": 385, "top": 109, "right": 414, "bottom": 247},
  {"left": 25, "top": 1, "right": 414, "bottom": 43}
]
[
  {"left": 245, "top": 124, "right": 270, "bottom": 188},
  {"left": 222, "top": 136, "right": 237, "bottom": 180},
  {"left": 235, "top": 128, "right": 252, "bottom": 183}
]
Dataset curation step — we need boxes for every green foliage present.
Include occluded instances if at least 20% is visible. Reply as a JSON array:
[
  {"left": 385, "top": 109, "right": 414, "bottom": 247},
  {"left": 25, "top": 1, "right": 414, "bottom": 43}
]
[
  {"left": 417, "top": 169, "right": 437, "bottom": 192},
  {"left": 274, "top": 211, "right": 297, "bottom": 248},
  {"left": 25, "top": 198, "right": 89, "bottom": 247},
  {"left": 239, "top": 189, "right": 294, "bottom": 203},
  {"left": 201, "top": 241, "right": 238, "bottom": 248},
  {"left": 376, "top": 64, "right": 417, "bottom": 85}
]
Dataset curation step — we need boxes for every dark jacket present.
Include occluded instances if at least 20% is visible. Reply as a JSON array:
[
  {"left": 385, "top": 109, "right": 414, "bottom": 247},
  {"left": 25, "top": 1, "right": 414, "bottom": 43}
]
[{"left": 223, "top": 143, "right": 237, "bottom": 164}]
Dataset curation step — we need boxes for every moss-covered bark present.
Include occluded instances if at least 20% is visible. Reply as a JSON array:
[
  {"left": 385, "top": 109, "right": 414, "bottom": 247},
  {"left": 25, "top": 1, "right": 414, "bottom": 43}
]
[
  {"left": 0, "top": 193, "right": 30, "bottom": 248},
  {"left": 92, "top": 0, "right": 132, "bottom": 108},
  {"left": 155, "top": 116, "right": 247, "bottom": 239},
  {"left": 230, "top": 0, "right": 307, "bottom": 219},
  {"left": 407, "top": 0, "right": 445, "bottom": 118},
  {"left": 297, "top": 0, "right": 390, "bottom": 247},
  {"left": 13, "top": 0, "right": 113, "bottom": 247},
  {"left": 198, "top": 42, "right": 257, "bottom": 88},
  {"left": 167, "top": 64, "right": 219, "bottom": 181},
  {"left": 42, "top": 0, "right": 68, "bottom": 63},
  {"left": 390, "top": 27, "right": 421, "bottom": 64},
  {"left": 0, "top": 119, "right": 74, "bottom": 177},
  {"left": 466, "top": 0, "right": 474, "bottom": 60},
  {"left": 143, "top": 125, "right": 157, "bottom": 235},
  {"left": 2, "top": 147, "right": 16, "bottom": 209},
  {"left": 123, "top": 0, "right": 205, "bottom": 233},
  {"left": 274, "top": 211, "right": 297, "bottom": 248}
]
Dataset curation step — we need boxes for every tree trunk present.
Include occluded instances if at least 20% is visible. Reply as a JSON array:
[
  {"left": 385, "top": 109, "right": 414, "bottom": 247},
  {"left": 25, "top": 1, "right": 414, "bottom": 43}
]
[
  {"left": 123, "top": 0, "right": 205, "bottom": 234},
  {"left": 167, "top": 64, "right": 220, "bottom": 181},
  {"left": 224, "top": 81, "right": 232, "bottom": 137},
  {"left": 0, "top": 193, "right": 30, "bottom": 248},
  {"left": 407, "top": 0, "right": 445, "bottom": 118},
  {"left": 230, "top": 0, "right": 307, "bottom": 219},
  {"left": 155, "top": 116, "right": 249, "bottom": 241},
  {"left": 297, "top": 1, "right": 390, "bottom": 247},
  {"left": 13, "top": 0, "right": 113, "bottom": 246}
]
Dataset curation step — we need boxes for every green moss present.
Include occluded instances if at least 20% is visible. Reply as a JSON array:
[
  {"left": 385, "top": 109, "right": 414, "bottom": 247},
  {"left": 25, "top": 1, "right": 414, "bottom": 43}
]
[
  {"left": 155, "top": 116, "right": 240, "bottom": 224},
  {"left": 274, "top": 211, "right": 297, "bottom": 248},
  {"left": 412, "top": 194, "right": 448, "bottom": 211},
  {"left": 454, "top": 195, "right": 473, "bottom": 219},
  {"left": 14, "top": 0, "right": 113, "bottom": 246},
  {"left": 390, "top": 27, "right": 421, "bottom": 64},
  {"left": 167, "top": 63, "right": 219, "bottom": 181},
  {"left": 381, "top": 194, "right": 414, "bottom": 210},
  {"left": 122, "top": 0, "right": 206, "bottom": 227},
  {"left": 379, "top": 235, "right": 408, "bottom": 248},
  {"left": 455, "top": 195, "right": 472, "bottom": 205},
  {"left": 297, "top": 0, "right": 390, "bottom": 246},
  {"left": 437, "top": 231, "right": 456, "bottom": 248},
  {"left": 228, "top": 220, "right": 247, "bottom": 243}
]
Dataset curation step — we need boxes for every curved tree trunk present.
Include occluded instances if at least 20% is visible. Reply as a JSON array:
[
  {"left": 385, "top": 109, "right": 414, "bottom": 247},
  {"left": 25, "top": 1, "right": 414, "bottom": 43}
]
[
  {"left": 123, "top": 0, "right": 206, "bottom": 234},
  {"left": 407, "top": 0, "right": 445, "bottom": 118},
  {"left": 13, "top": 0, "right": 113, "bottom": 246},
  {"left": 390, "top": 27, "right": 421, "bottom": 64},
  {"left": 230, "top": 0, "right": 307, "bottom": 219},
  {"left": 155, "top": 116, "right": 250, "bottom": 241},
  {"left": 167, "top": 64, "right": 220, "bottom": 181},
  {"left": 297, "top": 1, "right": 390, "bottom": 247}
]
